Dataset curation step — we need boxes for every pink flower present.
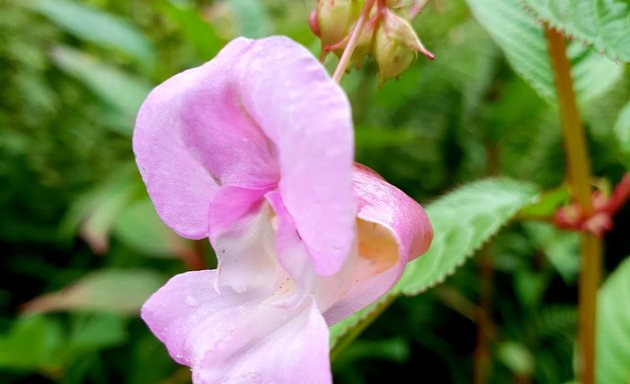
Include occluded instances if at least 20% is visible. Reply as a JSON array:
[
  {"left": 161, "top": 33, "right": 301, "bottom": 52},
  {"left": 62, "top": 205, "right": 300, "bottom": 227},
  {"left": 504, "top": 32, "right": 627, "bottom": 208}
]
[{"left": 133, "top": 36, "right": 432, "bottom": 383}]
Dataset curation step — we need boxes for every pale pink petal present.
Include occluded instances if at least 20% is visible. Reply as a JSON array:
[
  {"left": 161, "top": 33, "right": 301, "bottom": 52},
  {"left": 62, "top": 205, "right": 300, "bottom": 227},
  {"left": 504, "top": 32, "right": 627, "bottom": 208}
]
[
  {"left": 133, "top": 37, "right": 278, "bottom": 239},
  {"left": 193, "top": 299, "right": 331, "bottom": 384},
  {"left": 142, "top": 271, "right": 331, "bottom": 384},
  {"left": 324, "top": 164, "right": 433, "bottom": 324},
  {"left": 236, "top": 36, "right": 355, "bottom": 276},
  {"left": 141, "top": 270, "right": 227, "bottom": 365}
]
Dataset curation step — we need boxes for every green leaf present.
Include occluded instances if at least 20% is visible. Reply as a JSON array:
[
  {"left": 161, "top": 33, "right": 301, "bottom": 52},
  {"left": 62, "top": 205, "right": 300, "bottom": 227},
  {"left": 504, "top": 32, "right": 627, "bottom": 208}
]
[
  {"left": 22, "top": 269, "right": 166, "bottom": 316},
  {"left": 0, "top": 315, "right": 64, "bottom": 370},
  {"left": 521, "top": 0, "right": 630, "bottom": 63},
  {"left": 521, "top": 1, "right": 600, "bottom": 48},
  {"left": 396, "top": 178, "right": 539, "bottom": 295},
  {"left": 68, "top": 314, "right": 127, "bottom": 352},
  {"left": 50, "top": 45, "right": 151, "bottom": 134},
  {"left": 596, "top": 0, "right": 630, "bottom": 63},
  {"left": 159, "top": 1, "right": 224, "bottom": 60},
  {"left": 59, "top": 164, "right": 139, "bottom": 252},
  {"left": 517, "top": 185, "right": 569, "bottom": 219},
  {"left": 112, "top": 198, "right": 191, "bottom": 258},
  {"left": 25, "top": 0, "right": 156, "bottom": 68},
  {"left": 596, "top": 257, "right": 630, "bottom": 384},
  {"left": 465, "top": 0, "right": 622, "bottom": 104},
  {"left": 615, "top": 100, "right": 630, "bottom": 165}
]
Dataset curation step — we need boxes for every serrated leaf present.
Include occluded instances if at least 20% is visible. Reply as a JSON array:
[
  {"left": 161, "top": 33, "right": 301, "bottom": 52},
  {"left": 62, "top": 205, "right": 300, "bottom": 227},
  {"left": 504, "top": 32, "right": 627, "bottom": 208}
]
[
  {"left": 51, "top": 45, "right": 151, "bottom": 134},
  {"left": 521, "top": 1, "right": 601, "bottom": 50},
  {"left": 596, "top": 257, "right": 630, "bottom": 384},
  {"left": 22, "top": 270, "right": 166, "bottom": 316},
  {"left": 25, "top": 0, "right": 155, "bottom": 68},
  {"left": 522, "top": 0, "right": 630, "bottom": 62},
  {"left": 596, "top": 0, "right": 630, "bottom": 62},
  {"left": 396, "top": 178, "right": 539, "bottom": 295},
  {"left": 466, "top": 0, "right": 622, "bottom": 105},
  {"left": 112, "top": 198, "right": 191, "bottom": 258}
]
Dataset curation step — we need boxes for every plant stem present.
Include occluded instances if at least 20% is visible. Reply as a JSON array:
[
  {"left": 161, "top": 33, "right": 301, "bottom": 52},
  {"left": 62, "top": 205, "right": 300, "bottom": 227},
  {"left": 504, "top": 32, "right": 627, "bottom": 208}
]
[
  {"left": 473, "top": 246, "right": 493, "bottom": 384},
  {"left": 545, "top": 27, "right": 602, "bottom": 384},
  {"left": 332, "top": 0, "right": 376, "bottom": 83},
  {"left": 473, "top": 143, "right": 499, "bottom": 384}
]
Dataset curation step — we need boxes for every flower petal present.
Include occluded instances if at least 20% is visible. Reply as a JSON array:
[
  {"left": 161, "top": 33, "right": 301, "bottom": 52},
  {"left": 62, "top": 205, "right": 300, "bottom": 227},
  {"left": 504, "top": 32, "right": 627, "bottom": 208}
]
[
  {"left": 193, "top": 298, "right": 331, "bottom": 384},
  {"left": 133, "top": 37, "right": 278, "bottom": 239},
  {"left": 207, "top": 185, "right": 269, "bottom": 238},
  {"left": 324, "top": 163, "right": 433, "bottom": 324},
  {"left": 141, "top": 270, "right": 226, "bottom": 366},
  {"left": 142, "top": 270, "right": 331, "bottom": 384},
  {"left": 237, "top": 36, "right": 355, "bottom": 276}
]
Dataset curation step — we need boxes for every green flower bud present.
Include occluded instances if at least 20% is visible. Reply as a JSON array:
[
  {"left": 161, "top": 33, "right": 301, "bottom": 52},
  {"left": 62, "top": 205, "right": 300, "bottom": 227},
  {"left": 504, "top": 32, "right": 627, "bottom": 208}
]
[
  {"left": 373, "top": 9, "right": 433, "bottom": 84},
  {"left": 314, "top": 0, "right": 363, "bottom": 48}
]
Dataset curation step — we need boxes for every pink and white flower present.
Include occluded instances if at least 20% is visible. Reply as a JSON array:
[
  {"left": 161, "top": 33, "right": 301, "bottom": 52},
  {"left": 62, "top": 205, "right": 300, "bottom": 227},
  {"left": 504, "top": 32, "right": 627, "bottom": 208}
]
[{"left": 134, "top": 36, "right": 432, "bottom": 383}]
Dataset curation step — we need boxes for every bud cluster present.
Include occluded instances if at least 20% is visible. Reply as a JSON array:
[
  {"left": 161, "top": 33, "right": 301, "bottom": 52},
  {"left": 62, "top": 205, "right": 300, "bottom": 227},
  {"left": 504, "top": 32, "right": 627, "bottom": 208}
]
[{"left": 309, "top": 0, "right": 434, "bottom": 84}]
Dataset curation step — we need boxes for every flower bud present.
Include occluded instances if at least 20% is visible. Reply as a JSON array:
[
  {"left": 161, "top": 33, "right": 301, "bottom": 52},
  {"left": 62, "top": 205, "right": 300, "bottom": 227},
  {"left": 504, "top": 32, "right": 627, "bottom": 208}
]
[
  {"left": 313, "top": 0, "right": 363, "bottom": 48},
  {"left": 373, "top": 9, "right": 433, "bottom": 84}
]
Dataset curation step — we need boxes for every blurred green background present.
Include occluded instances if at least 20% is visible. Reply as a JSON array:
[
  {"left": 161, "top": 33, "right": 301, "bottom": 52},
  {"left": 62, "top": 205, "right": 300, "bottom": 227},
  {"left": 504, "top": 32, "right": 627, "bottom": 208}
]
[{"left": 1, "top": 0, "right": 629, "bottom": 383}]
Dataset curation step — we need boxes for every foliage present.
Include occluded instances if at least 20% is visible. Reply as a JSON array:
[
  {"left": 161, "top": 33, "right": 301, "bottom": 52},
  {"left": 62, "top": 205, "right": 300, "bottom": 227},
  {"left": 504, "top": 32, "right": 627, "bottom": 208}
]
[
  {"left": 396, "top": 178, "right": 539, "bottom": 295},
  {"left": 1, "top": 0, "right": 628, "bottom": 383},
  {"left": 465, "top": 0, "right": 623, "bottom": 104},
  {"left": 521, "top": 0, "right": 630, "bottom": 63},
  {"left": 596, "top": 257, "right": 630, "bottom": 384}
]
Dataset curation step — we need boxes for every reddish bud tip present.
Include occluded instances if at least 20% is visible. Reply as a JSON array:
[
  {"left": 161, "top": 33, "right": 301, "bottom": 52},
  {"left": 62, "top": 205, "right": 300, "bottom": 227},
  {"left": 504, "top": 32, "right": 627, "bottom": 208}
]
[{"left": 309, "top": 8, "right": 321, "bottom": 37}]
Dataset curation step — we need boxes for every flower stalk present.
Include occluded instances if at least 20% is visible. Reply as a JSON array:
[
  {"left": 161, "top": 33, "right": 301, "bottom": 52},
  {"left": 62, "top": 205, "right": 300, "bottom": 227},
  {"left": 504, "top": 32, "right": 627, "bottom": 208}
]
[{"left": 545, "top": 27, "right": 602, "bottom": 384}]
